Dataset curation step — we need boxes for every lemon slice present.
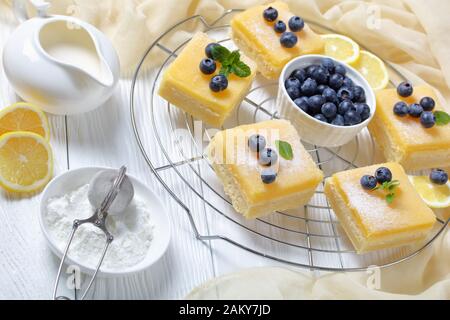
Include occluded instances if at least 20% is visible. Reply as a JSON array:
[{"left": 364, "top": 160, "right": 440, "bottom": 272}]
[
  {"left": 0, "top": 131, "right": 53, "bottom": 193},
  {"left": 351, "top": 50, "right": 389, "bottom": 91},
  {"left": 321, "top": 34, "right": 360, "bottom": 64},
  {"left": 408, "top": 175, "right": 450, "bottom": 209},
  {"left": 0, "top": 102, "right": 50, "bottom": 140}
]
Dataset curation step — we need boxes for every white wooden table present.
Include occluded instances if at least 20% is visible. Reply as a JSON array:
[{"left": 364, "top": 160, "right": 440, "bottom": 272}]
[{"left": 0, "top": 8, "right": 297, "bottom": 300}]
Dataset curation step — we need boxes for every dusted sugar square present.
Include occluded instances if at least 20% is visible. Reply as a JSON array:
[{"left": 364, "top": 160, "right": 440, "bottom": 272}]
[
  {"left": 231, "top": 1, "right": 324, "bottom": 79},
  {"left": 368, "top": 85, "right": 450, "bottom": 170},
  {"left": 208, "top": 120, "right": 323, "bottom": 218},
  {"left": 158, "top": 32, "right": 257, "bottom": 128},
  {"left": 324, "top": 162, "right": 436, "bottom": 253}
]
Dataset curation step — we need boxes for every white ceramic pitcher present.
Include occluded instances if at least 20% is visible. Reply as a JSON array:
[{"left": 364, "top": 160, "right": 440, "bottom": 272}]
[{"left": 3, "top": 0, "right": 120, "bottom": 115}]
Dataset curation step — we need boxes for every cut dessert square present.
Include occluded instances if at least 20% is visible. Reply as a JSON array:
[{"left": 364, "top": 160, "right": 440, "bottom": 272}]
[
  {"left": 208, "top": 119, "right": 323, "bottom": 218},
  {"left": 231, "top": 1, "right": 324, "bottom": 79},
  {"left": 324, "top": 162, "right": 436, "bottom": 253},
  {"left": 158, "top": 32, "right": 257, "bottom": 128},
  {"left": 368, "top": 85, "right": 450, "bottom": 170}
]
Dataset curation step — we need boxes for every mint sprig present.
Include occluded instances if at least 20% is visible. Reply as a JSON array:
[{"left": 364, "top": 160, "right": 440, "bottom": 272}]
[
  {"left": 434, "top": 110, "right": 450, "bottom": 126},
  {"left": 373, "top": 180, "right": 400, "bottom": 204},
  {"left": 275, "top": 140, "right": 293, "bottom": 160},
  {"left": 211, "top": 45, "right": 251, "bottom": 78}
]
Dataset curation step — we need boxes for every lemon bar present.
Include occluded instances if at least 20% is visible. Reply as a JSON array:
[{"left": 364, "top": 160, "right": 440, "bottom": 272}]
[
  {"left": 324, "top": 162, "right": 436, "bottom": 253},
  {"left": 231, "top": 1, "right": 324, "bottom": 79},
  {"left": 368, "top": 85, "right": 450, "bottom": 170},
  {"left": 158, "top": 32, "right": 256, "bottom": 128},
  {"left": 208, "top": 119, "right": 323, "bottom": 218}
]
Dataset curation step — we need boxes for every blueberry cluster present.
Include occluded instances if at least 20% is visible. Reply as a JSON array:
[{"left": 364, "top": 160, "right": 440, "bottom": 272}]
[
  {"left": 263, "top": 7, "right": 304, "bottom": 48},
  {"left": 199, "top": 43, "right": 228, "bottom": 92},
  {"left": 285, "top": 58, "right": 370, "bottom": 126},
  {"left": 248, "top": 134, "right": 278, "bottom": 184},
  {"left": 429, "top": 168, "right": 448, "bottom": 185},
  {"left": 393, "top": 82, "right": 436, "bottom": 128},
  {"left": 360, "top": 167, "right": 392, "bottom": 190}
]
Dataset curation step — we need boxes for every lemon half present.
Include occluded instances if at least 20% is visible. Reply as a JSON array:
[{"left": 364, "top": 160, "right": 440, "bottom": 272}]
[
  {"left": 408, "top": 175, "right": 450, "bottom": 209},
  {"left": 0, "top": 131, "right": 53, "bottom": 193},
  {"left": 351, "top": 50, "right": 389, "bottom": 91},
  {"left": 321, "top": 34, "right": 360, "bottom": 64}
]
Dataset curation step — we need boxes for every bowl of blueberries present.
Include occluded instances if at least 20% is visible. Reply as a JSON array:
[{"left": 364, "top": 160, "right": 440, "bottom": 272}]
[{"left": 276, "top": 54, "right": 376, "bottom": 147}]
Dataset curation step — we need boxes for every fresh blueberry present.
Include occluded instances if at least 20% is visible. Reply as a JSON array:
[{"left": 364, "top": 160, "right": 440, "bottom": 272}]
[
  {"left": 285, "top": 77, "right": 301, "bottom": 89},
  {"left": 291, "top": 68, "right": 306, "bottom": 82},
  {"left": 311, "top": 66, "right": 329, "bottom": 84},
  {"left": 337, "top": 87, "right": 354, "bottom": 101},
  {"left": 274, "top": 20, "right": 287, "bottom": 33},
  {"left": 248, "top": 134, "right": 266, "bottom": 152},
  {"left": 397, "top": 81, "right": 413, "bottom": 97},
  {"left": 429, "top": 168, "right": 448, "bottom": 185},
  {"left": 352, "top": 86, "right": 366, "bottom": 103},
  {"left": 308, "top": 95, "right": 326, "bottom": 110},
  {"left": 288, "top": 16, "right": 305, "bottom": 32},
  {"left": 420, "top": 97, "right": 435, "bottom": 111},
  {"left": 375, "top": 167, "right": 392, "bottom": 184},
  {"left": 205, "top": 43, "right": 219, "bottom": 59},
  {"left": 280, "top": 32, "right": 298, "bottom": 48},
  {"left": 314, "top": 113, "right": 328, "bottom": 123},
  {"left": 316, "top": 84, "right": 328, "bottom": 94},
  {"left": 331, "top": 114, "right": 345, "bottom": 126},
  {"left": 199, "top": 58, "right": 216, "bottom": 74},
  {"left": 259, "top": 148, "right": 278, "bottom": 166},
  {"left": 305, "top": 65, "right": 318, "bottom": 77},
  {"left": 209, "top": 74, "right": 228, "bottom": 92},
  {"left": 329, "top": 73, "right": 344, "bottom": 90},
  {"left": 334, "top": 64, "right": 347, "bottom": 76},
  {"left": 343, "top": 77, "right": 354, "bottom": 88},
  {"left": 393, "top": 101, "right": 409, "bottom": 117},
  {"left": 338, "top": 100, "right": 353, "bottom": 116},
  {"left": 360, "top": 175, "right": 378, "bottom": 190},
  {"left": 261, "top": 168, "right": 277, "bottom": 184},
  {"left": 294, "top": 97, "right": 310, "bottom": 113},
  {"left": 300, "top": 78, "right": 318, "bottom": 96},
  {"left": 344, "top": 110, "right": 361, "bottom": 126},
  {"left": 321, "top": 58, "right": 335, "bottom": 73},
  {"left": 321, "top": 102, "right": 337, "bottom": 119},
  {"left": 322, "top": 87, "right": 338, "bottom": 103},
  {"left": 409, "top": 103, "right": 423, "bottom": 118},
  {"left": 286, "top": 86, "right": 300, "bottom": 99},
  {"left": 263, "top": 6, "right": 278, "bottom": 22},
  {"left": 359, "top": 103, "right": 371, "bottom": 121},
  {"left": 420, "top": 111, "right": 436, "bottom": 128}
]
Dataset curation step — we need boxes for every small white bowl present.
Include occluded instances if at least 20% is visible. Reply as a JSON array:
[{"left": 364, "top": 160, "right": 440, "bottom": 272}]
[
  {"left": 276, "top": 54, "right": 376, "bottom": 147},
  {"left": 39, "top": 167, "right": 171, "bottom": 278}
]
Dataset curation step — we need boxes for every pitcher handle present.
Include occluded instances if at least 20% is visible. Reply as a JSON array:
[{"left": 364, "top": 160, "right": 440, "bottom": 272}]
[{"left": 13, "top": 0, "right": 50, "bottom": 22}]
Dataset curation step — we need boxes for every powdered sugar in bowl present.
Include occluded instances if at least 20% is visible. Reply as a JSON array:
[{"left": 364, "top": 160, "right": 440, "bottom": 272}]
[{"left": 39, "top": 167, "right": 171, "bottom": 277}]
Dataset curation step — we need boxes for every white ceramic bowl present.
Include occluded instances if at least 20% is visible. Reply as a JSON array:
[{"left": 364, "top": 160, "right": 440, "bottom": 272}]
[
  {"left": 276, "top": 55, "right": 376, "bottom": 147},
  {"left": 39, "top": 167, "right": 171, "bottom": 277}
]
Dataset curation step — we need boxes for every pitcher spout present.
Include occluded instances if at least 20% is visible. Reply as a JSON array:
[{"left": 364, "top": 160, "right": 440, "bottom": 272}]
[{"left": 38, "top": 19, "right": 116, "bottom": 88}]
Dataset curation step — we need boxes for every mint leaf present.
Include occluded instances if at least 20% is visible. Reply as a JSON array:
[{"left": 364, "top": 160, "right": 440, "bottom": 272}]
[
  {"left": 434, "top": 110, "right": 450, "bottom": 126},
  {"left": 386, "top": 193, "right": 395, "bottom": 204},
  {"left": 211, "top": 45, "right": 230, "bottom": 63},
  {"left": 224, "top": 50, "right": 240, "bottom": 66},
  {"left": 219, "top": 65, "right": 232, "bottom": 77},
  {"left": 275, "top": 140, "right": 293, "bottom": 160},
  {"left": 231, "top": 61, "right": 251, "bottom": 78}
]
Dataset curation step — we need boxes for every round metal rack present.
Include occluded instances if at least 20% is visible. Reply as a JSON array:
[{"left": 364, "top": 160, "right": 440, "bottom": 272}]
[{"left": 130, "top": 9, "right": 448, "bottom": 271}]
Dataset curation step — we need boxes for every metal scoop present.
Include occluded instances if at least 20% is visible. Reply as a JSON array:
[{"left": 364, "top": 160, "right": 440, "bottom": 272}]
[{"left": 52, "top": 166, "right": 133, "bottom": 300}]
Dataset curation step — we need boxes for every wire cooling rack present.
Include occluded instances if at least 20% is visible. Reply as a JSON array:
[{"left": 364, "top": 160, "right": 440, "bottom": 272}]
[{"left": 130, "top": 9, "right": 448, "bottom": 271}]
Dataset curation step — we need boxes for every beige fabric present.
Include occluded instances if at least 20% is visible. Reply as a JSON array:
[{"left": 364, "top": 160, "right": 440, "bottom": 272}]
[{"left": 2, "top": 0, "right": 449, "bottom": 299}]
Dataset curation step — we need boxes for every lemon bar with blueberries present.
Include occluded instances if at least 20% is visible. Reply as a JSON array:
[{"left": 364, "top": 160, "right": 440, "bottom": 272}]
[
  {"left": 231, "top": 1, "right": 324, "bottom": 79},
  {"left": 368, "top": 84, "right": 450, "bottom": 171},
  {"left": 208, "top": 119, "right": 323, "bottom": 218},
  {"left": 158, "top": 32, "right": 257, "bottom": 128},
  {"left": 324, "top": 162, "right": 436, "bottom": 253}
]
